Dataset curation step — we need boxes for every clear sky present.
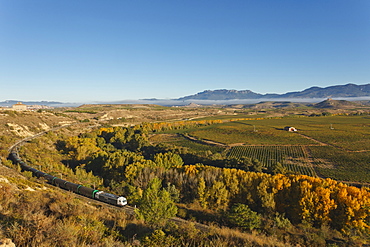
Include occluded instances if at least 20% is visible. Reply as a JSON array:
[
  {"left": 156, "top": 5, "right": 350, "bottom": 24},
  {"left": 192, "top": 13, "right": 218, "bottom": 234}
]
[{"left": 1, "top": 0, "right": 369, "bottom": 103}]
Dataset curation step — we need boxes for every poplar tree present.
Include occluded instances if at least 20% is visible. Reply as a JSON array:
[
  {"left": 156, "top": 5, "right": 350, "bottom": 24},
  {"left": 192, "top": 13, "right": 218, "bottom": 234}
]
[{"left": 135, "top": 177, "right": 178, "bottom": 228}]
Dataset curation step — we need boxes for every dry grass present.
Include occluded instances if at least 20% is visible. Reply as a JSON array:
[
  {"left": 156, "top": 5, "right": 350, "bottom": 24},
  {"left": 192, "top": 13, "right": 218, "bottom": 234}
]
[{"left": 208, "top": 225, "right": 291, "bottom": 247}]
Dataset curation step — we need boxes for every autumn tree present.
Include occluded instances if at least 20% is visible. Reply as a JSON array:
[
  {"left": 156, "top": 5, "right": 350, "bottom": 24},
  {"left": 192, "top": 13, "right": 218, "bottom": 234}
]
[
  {"left": 205, "top": 181, "right": 229, "bottom": 210},
  {"left": 197, "top": 177, "right": 207, "bottom": 208}
]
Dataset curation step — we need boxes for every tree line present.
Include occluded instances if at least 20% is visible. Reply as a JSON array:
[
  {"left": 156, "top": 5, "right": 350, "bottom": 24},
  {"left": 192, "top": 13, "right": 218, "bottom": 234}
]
[{"left": 59, "top": 126, "right": 370, "bottom": 234}]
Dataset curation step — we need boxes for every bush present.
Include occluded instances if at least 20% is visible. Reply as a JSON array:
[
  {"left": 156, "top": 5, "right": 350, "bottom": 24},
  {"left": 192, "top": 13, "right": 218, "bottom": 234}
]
[{"left": 227, "top": 203, "right": 261, "bottom": 231}]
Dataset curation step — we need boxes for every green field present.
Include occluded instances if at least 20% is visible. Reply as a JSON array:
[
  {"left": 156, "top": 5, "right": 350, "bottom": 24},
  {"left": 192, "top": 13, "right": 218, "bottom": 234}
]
[
  {"left": 161, "top": 115, "right": 370, "bottom": 183},
  {"left": 308, "top": 146, "right": 370, "bottom": 182},
  {"left": 228, "top": 145, "right": 317, "bottom": 177},
  {"left": 149, "top": 133, "right": 224, "bottom": 153},
  {"left": 186, "top": 115, "right": 370, "bottom": 149},
  {"left": 187, "top": 120, "right": 316, "bottom": 145}
]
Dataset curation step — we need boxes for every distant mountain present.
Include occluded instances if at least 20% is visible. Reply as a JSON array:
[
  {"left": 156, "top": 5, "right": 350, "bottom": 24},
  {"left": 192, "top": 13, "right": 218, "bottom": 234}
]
[
  {"left": 178, "top": 89, "right": 263, "bottom": 100},
  {"left": 177, "top": 83, "right": 370, "bottom": 100},
  {"left": 279, "top": 83, "right": 370, "bottom": 98}
]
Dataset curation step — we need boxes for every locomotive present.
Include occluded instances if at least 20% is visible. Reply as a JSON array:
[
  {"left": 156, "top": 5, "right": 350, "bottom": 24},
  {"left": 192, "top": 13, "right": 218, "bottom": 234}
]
[{"left": 8, "top": 151, "right": 127, "bottom": 207}]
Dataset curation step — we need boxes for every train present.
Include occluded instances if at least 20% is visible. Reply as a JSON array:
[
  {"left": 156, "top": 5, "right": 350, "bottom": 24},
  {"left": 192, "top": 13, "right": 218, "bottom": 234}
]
[{"left": 8, "top": 151, "right": 127, "bottom": 207}]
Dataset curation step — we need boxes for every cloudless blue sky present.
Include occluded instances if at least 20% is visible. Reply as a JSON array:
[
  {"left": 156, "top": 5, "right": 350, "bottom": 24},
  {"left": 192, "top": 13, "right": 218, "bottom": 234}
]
[{"left": 1, "top": 0, "right": 369, "bottom": 103}]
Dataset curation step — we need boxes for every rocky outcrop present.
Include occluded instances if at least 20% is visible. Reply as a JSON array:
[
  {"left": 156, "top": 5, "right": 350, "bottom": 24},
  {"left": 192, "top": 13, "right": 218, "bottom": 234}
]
[{"left": 0, "top": 239, "right": 16, "bottom": 247}]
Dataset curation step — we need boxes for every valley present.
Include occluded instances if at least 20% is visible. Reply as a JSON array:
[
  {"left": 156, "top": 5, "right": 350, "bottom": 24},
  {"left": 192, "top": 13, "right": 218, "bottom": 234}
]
[{"left": 1, "top": 100, "right": 370, "bottom": 246}]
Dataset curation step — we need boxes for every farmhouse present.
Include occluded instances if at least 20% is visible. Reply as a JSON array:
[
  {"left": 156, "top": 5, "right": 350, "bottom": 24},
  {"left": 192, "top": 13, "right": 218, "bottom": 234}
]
[{"left": 284, "top": 126, "right": 297, "bottom": 132}]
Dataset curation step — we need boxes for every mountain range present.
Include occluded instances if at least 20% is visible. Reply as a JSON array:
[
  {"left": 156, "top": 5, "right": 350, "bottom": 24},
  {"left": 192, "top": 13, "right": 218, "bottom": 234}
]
[
  {"left": 2, "top": 83, "right": 370, "bottom": 107},
  {"left": 177, "top": 83, "right": 370, "bottom": 101}
]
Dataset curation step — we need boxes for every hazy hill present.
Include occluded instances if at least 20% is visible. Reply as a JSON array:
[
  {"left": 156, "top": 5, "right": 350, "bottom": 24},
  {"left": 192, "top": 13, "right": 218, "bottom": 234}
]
[
  {"left": 178, "top": 89, "right": 263, "bottom": 100},
  {"left": 313, "top": 98, "right": 361, "bottom": 109},
  {"left": 178, "top": 83, "right": 370, "bottom": 101},
  {"left": 224, "top": 101, "right": 308, "bottom": 109},
  {"left": 0, "top": 100, "right": 65, "bottom": 107}
]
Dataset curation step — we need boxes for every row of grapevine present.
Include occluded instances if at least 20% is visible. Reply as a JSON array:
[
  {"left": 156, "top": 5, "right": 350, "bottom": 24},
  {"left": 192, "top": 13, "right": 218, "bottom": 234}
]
[
  {"left": 228, "top": 145, "right": 317, "bottom": 176},
  {"left": 308, "top": 146, "right": 370, "bottom": 182}
]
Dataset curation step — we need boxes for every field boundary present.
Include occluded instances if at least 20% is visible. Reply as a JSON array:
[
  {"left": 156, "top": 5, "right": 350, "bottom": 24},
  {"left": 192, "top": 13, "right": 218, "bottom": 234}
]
[
  {"left": 295, "top": 133, "right": 328, "bottom": 146},
  {"left": 182, "top": 134, "right": 228, "bottom": 147}
]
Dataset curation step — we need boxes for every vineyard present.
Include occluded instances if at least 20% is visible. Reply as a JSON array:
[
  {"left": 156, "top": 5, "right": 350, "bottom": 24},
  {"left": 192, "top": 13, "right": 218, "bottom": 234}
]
[
  {"left": 149, "top": 133, "right": 224, "bottom": 153},
  {"left": 153, "top": 115, "right": 370, "bottom": 183},
  {"left": 186, "top": 115, "right": 370, "bottom": 149},
  {"left": 187, "top": 121, "right": 316, "bottom": 145},
  {"left": 228, "top": 145, "right": 317, "bottom": 177},
  {"left": 308, "top": 146, "right": 370, "bottom": 183}
]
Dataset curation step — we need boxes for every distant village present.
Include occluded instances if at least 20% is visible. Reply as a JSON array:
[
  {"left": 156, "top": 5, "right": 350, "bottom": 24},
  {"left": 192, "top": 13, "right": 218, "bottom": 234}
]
[{"left": 0, "top": 102, "right": 54, "bottom": 111}]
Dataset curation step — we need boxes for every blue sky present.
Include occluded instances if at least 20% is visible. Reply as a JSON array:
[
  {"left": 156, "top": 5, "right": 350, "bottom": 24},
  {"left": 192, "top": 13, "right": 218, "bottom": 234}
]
[{"left": 1, "top": 1, "right": 369, "bottom": 103}]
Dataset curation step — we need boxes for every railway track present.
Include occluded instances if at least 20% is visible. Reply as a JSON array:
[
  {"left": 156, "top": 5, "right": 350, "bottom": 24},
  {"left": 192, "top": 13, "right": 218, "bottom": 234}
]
[
  {"left": 64, "top": 188, "right": 135, "bottom": 214},
  {"left": 7, "top": 123, "right": 211, "bottom": 231},
  {"left": 50, "top": 181, "right": 210, "bottom": 231},
  {"left": 49, "top": 182, "right": 210, "bottom": 231}
]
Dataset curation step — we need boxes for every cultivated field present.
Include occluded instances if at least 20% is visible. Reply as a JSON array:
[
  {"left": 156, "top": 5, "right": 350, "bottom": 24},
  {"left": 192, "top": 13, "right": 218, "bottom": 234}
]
[
  {"left": 228, "top": 145, "right": 317, "bottom": 177},
  {"left": 159, "top": 115, "right": 370, "bottom": 183}
]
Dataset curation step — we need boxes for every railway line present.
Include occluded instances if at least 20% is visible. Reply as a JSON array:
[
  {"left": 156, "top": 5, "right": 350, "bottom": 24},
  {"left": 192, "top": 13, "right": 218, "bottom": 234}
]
[
  {"left": 6, "top": 123, "right": 210, "bottom": 231},
  {"left": 7, "top": 123, "right": 77, "bottom": 153}
]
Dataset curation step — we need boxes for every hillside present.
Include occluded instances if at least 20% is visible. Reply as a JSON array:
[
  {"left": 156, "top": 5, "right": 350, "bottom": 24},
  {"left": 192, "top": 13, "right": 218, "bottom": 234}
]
[
  {"left": 313, "top": 98, "right": 361, "bottom": 109},
  {"left": 243, "top": 101, "right": 308, "bottom": 109},
  {"left": 0, "top": 108, "right": 294, "bottom": 246},
  {"left": 281, "top": 83, "right": 370, "bottom": 98},
  {"left": 2, "top": 105, "right": 370, "bottom": 246}
]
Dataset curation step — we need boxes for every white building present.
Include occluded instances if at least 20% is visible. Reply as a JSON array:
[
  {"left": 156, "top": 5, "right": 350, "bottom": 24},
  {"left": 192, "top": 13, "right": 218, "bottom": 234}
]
[
  {"left": 12, "top": 102, "right": 28, "bottom": 111},
  {"left": 284, "top": 126, "right": 297, "bottom": 132}
]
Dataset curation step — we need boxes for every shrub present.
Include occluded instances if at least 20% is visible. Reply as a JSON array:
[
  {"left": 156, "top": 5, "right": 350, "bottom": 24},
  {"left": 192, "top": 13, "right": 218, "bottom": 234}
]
[{"left": 227, "top": 203, "right": 261, "bottom": 231}]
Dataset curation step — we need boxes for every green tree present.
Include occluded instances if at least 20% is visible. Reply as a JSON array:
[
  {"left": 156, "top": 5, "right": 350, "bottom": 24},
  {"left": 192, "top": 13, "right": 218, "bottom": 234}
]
[
  {"left": 250, "top": 158, "right": 263, "bottom": 172},
  {"left": 206, "top": 181, "right": 229, "bottom": 210},
  {"left": 135, "top": 177, "right": 177, "bottom": 228},
  {"left": 154, "top": 152, "right": 184, "bottom": 169},
  {"left": 268, "top": 162, "right": 286, "bottom": 175},
  {"left": 227, "top": 203, "right": 261, "bottom": 231}
]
